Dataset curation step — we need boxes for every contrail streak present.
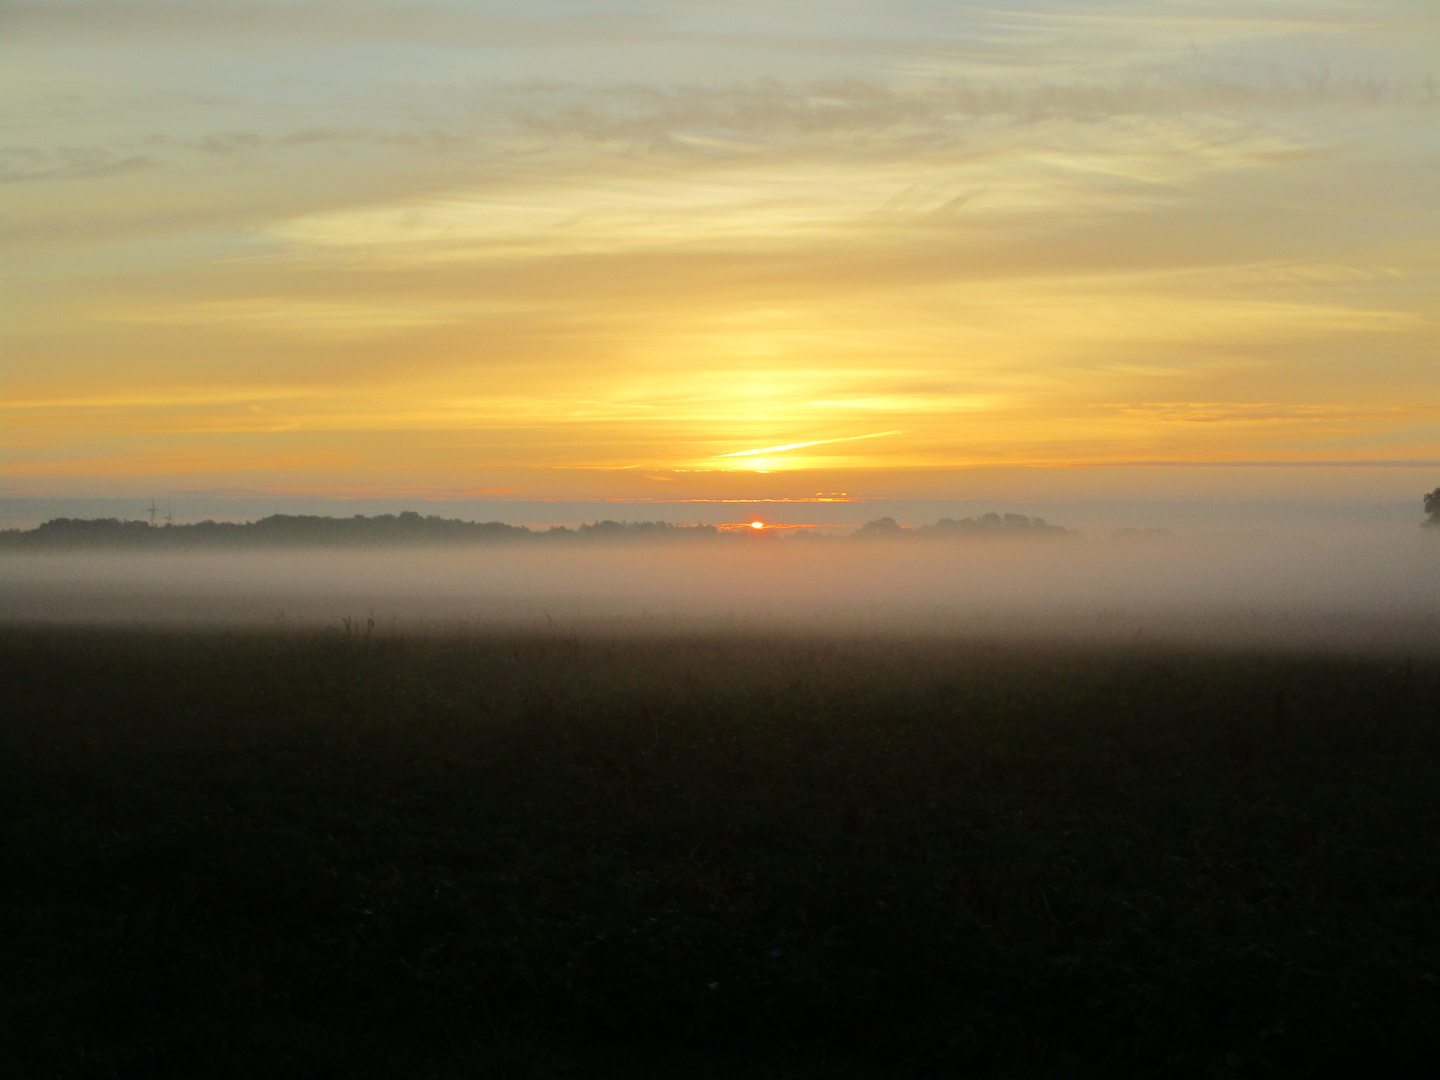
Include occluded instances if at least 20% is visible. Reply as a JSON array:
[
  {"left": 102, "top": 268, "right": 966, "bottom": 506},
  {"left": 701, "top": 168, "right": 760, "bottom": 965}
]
[{"left": 716, "top": 430, "right": 902, "bottom": 459}]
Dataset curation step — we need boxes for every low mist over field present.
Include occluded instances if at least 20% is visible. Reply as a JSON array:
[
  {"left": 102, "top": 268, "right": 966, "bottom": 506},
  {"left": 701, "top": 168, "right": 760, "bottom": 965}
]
[{"left": 5, "top": 516, "right": 1439, "bottom": 648}]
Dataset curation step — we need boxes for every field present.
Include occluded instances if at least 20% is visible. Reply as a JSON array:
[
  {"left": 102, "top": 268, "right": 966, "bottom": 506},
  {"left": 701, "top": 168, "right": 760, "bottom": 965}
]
[{"left": 3, "top": 627, "right": 1440, "bottom": 1078}]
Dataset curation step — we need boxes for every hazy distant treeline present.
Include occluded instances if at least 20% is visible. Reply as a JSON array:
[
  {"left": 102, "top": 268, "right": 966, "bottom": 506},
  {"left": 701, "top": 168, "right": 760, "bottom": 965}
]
[
  {"left": 855, "top": 514, "right": 1072, "bottom": 538},
  {"left": 0, "top": 511, "right": 1071, "bottom": 549}
]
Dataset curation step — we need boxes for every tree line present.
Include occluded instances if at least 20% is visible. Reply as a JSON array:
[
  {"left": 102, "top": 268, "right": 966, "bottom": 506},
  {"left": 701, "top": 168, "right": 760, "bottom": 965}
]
[{"left": 0, "top": 510, "right": 1075, "bottom": 549}]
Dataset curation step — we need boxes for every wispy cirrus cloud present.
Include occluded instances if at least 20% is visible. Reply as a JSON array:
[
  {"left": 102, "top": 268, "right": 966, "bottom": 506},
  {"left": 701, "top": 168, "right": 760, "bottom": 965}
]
[
  {"left": 3, "top": 1, "right": 1437, "bottom": 493},
  {"left": 0, "top": 145, "right": 156, "bottom": 184}
]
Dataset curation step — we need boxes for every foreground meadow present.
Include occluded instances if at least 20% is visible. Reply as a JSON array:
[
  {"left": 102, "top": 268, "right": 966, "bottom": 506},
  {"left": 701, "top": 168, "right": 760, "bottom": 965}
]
[{"left": 3, "top": 628, "right": 1439, "bottom": 1077}]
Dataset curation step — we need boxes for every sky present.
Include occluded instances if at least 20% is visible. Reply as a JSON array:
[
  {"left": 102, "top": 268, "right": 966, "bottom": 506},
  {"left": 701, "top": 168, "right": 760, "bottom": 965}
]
[{"left": 3, "top": 0, "right": 1438, "bottom": 508}]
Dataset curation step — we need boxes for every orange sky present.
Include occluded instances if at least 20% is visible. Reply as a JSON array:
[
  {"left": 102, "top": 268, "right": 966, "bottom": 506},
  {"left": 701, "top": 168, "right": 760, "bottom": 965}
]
[{"left": 3, "top": 1, "right": 1438, "bottom": 502}]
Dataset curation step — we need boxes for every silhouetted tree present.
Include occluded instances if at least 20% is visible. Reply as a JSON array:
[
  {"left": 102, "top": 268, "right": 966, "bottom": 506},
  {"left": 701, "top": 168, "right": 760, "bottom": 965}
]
[
  {"left": 854, "top": 517, "right": 906, "bottom": 538},
  {"left": 0, "top": 514, "right": 732, "bottom": 549},
  {"left": 1425, "top": 486, "right": 1440, "bottom": 527},
  {"left": 917, "top": 513, "right": 1072, "bottom": 537}
]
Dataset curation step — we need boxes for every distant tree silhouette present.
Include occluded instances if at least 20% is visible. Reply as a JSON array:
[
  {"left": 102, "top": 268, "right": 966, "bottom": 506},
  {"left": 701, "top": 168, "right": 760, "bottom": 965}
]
[
  {"left": 918, "top": 513, "right": 1070, "bottom": 537},
  {"left": 0, "top": 514, "right": 728, "bottom": 550},
  {"left": 1, "top": 512, "right": 1084, "bottom": 548},
  {"left": 853, "top": 517, "right": 906, "bottom": 538},
  {"left": 848, "top": 514, "right": 1075, "bottom": 539},
  {"left": 1425, "top": 486, "right": 1440, "bottom": 527}
]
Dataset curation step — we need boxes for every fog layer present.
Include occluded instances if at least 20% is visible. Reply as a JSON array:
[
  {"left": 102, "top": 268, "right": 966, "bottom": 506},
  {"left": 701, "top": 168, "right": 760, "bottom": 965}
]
[{"left": 4, "top": 524, "right": 1439, "bottom": 649}]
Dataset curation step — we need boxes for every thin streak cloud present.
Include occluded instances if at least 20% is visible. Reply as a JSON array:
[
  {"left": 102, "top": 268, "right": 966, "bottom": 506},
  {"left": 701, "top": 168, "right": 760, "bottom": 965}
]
[{"left": 716, "top": 431, "right": 903, "bottom": 459}]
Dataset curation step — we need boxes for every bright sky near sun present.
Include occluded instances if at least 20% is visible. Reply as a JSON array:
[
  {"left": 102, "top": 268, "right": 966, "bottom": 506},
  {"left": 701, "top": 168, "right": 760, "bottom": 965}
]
[{"left": 3, "top": 1, "right": 1438, "bottom": 501}]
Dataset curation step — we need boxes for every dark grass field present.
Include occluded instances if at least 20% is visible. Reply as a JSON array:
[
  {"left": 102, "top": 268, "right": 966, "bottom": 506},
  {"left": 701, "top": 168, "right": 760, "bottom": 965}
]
[{"left": 4, "top": 628, "right": 1440, "bottom": 1078}]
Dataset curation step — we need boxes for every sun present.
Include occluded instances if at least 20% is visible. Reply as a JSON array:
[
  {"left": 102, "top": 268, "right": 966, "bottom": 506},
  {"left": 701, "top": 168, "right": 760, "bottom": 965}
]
[{"left": 750, "top": 521, "right": 765, "bottom": 530}]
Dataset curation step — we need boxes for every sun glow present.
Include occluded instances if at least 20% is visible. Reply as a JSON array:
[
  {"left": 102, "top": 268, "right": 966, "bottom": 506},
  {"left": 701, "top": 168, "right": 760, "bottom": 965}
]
[
  {"left": 4, "top": 1, "right": 1437, "bottom": 498},
  {"left": 750, "top": 521, "right": 765, "bottom": 529}
]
